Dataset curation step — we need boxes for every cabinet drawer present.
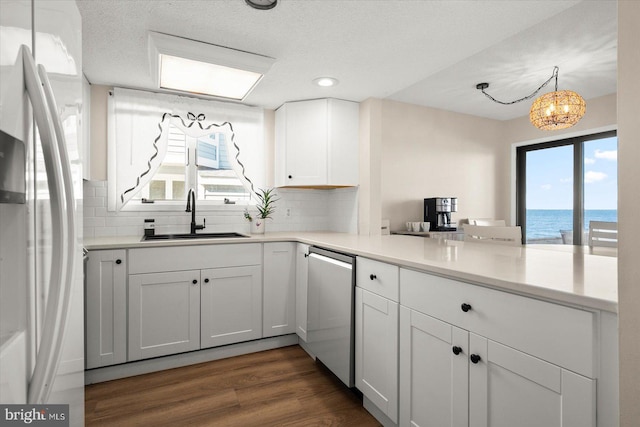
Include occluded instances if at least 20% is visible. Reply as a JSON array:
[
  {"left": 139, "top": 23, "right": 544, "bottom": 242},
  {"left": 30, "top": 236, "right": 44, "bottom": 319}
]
[
  {"left": 129, "top": 243, "right": 261, "bottom": 274},
  {"left": 357, "top": 257, "right": 399, "bottom": 302},
  {"left": 400, "top": 268, "right": 595, "bottom": 378}
]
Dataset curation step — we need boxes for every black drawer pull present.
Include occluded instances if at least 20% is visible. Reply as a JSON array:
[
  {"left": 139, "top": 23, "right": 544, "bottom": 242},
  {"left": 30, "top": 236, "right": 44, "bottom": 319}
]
[
  {"left": 204, "top": 278, "right": 209, "bottom": 283},
  {"left": 115, "top": 259, "right": 122, "bottom": 265},
  {"left": 470, "top": 354, "right": 482, "bottom": 364},
  {"left": 192, "top": 279, "right": 198, "bottom": 284},
  {"left": 369, "top": 274, "right": 377, "bottom": 280},
  {"left": 461, "top": 303, "right": 472, "bottom": 312},
  {"left": 288, "top": 175, "right": 293, "bottom": 179},
  {"left": 452, "top": 346, "right": 462, "bottom": 356}
]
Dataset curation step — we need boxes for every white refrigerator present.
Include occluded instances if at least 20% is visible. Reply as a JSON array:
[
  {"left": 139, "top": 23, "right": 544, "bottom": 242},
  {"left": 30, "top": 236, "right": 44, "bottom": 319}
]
[{"left": 0, "top": 0, "right": 84, "bottom": 424}]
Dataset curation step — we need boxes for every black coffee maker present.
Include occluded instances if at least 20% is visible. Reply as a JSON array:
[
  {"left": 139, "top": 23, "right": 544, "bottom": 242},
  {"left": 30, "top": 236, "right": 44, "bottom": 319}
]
[{"left": 424, "top": 197, "right": 458, "bottom": 231}]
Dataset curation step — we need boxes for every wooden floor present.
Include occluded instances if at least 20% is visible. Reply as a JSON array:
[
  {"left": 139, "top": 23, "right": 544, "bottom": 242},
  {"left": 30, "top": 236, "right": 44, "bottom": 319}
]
[{"left": 85, "top": 345, "right": 381, "bottom": 426}]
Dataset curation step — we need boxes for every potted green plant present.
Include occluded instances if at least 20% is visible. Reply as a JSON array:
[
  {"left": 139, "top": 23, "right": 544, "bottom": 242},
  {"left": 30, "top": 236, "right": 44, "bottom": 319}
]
[{"left": 247, "top": 188, "right": 279, "bottom": 234}]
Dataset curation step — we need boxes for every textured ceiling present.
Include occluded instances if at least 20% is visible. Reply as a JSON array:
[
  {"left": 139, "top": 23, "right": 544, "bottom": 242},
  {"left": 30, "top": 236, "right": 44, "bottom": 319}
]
[{"left": 77, "top": 0, "right": 617, "bottom": 120}]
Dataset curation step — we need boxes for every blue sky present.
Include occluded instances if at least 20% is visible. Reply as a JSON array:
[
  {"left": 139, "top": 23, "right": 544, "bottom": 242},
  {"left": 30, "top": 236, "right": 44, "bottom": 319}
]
[{"left": 526, "top": 136, "right": 617, "bottom": 210}]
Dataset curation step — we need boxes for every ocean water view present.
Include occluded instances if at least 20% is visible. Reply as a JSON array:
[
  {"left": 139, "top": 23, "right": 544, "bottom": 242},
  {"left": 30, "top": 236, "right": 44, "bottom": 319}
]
[{"left": 526, "top": 209, "right": 617, "bottom": 241}]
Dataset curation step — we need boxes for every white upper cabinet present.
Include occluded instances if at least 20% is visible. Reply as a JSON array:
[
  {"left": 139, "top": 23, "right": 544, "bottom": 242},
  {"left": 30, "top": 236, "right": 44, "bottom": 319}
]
[{"left": 275, "top": 98, "right": 359, "bottom": 187}]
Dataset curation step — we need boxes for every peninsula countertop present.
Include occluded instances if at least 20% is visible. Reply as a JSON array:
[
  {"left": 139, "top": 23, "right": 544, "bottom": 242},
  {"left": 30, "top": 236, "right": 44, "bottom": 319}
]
[{"left": 84, "top": 232, "right": 618, "bottom": 313}]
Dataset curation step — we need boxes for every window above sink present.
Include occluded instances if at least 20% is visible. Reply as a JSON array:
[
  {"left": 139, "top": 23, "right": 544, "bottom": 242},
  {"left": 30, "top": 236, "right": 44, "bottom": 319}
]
[{"left": 107, "top": 87, "right": 266, "bottom": 212}]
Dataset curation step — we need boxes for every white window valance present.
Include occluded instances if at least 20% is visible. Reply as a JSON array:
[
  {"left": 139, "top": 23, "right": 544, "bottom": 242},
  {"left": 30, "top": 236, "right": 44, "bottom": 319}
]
[{"left": 107, "top": 87, "right": 264, "bottom": 211}]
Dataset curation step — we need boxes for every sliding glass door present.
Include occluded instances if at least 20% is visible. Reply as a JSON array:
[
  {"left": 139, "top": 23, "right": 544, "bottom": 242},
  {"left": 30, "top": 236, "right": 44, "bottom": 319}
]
[
  {"left": 583, "top": 137, "right": 618, "bottom": 230},
  {"left": 516, "top": 131, "right": 617, "bottom": 245}
]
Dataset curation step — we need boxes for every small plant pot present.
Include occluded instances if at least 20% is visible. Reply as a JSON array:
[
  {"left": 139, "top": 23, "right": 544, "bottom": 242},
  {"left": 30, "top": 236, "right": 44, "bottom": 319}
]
[{"left": 251, "top": 220, "right": 265, "bottom": 234}]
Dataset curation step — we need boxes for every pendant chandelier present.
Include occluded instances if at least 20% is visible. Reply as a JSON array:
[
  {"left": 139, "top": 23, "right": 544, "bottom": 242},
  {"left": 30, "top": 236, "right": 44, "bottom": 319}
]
[{"left": 476, "top": 66, "right": 586, "bottom": 131}]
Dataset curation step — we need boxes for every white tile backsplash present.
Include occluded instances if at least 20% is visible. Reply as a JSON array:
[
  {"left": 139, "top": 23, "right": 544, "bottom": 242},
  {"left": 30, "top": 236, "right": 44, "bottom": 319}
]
[{"left": 83, "top": 180, "right": 358, "bottom": 238}]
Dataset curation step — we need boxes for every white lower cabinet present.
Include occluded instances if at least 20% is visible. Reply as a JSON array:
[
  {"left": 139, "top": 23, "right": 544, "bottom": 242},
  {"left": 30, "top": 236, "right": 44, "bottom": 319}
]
[
  {"left": 468, "top": 334, "right": 595, "bottom": 427},
  {"left": 295, "top": 243, "right": 309, "bottom": 341},
  {"left": 399, "top": 268, "right": 597, "bottom": 427},
  {"left": 126, "top": 244, "right": 264, "bottom": 361},
  {"left": 399, "top": 307, "right": 468, "bottom": 427},
  {"left": 85, "top": 249, "right": 127, "bottom": 369},
  {"left": 263, "top": 242, "right": 296, "bottom": 337},
  {"left": 201, "top": 265, "right": 262, "bottom": 348},
  {"left": 128, "top": 270, "right": 201, "bottom": 361},
  {"left": 356, "top": 287, "right": 399, "bottom": 423}
]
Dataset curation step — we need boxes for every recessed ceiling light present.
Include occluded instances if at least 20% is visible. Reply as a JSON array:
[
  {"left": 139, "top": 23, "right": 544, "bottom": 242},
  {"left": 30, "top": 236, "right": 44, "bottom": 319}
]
[
  {"left": 148, "top": 32, "right": 275, "bottom": 101},
  {"left": 313, "top": 77, "right": 339, "bottom": 87}
]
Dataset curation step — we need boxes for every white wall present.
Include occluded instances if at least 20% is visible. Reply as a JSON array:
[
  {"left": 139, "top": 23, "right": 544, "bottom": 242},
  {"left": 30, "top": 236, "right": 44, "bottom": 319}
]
[
  {"left": 368, "top": 99, "right": 505, "bottom": 232},
  {"left": 358, "top": 98, "right": 383, "bottom": 235},
  {"left": 359, "top": 96, "right": 617, "bottom": 235},
  {"left": 617, "top": 1, "right": 640, "bottom": 424}
]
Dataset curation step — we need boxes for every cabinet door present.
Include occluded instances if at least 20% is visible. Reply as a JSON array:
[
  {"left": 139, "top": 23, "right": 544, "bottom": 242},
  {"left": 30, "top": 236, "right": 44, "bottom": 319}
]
[
  {"left": 263, "top": 243, "right": 296, "bottom": 337},
  {"left": 295, "top": 243, "right": 309, "bottom": 341},
  {"left": 399, "top": 307, "right": 468, "bottom": 427},
  {"left": 468, "top": 334, "right": 595, "bottom": 427},
  {"left": 356, "top": 288, "right": 399, "bottom": 423},
  {"left": 201, "top": 266, "right": 262, "bottom": 348},
  {"left": 85, "top": 250, "right": 127, "bottom": 368},
  {"left": 280, "top": 100, "right": 328, "bottom": 186},
  {"left": 128, "top": 270, "right": 200, "bottom": 361}
]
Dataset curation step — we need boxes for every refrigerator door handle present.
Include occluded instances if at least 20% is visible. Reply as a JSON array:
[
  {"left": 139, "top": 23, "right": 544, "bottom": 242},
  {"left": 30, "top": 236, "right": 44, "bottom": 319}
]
[
  {"left": 20, "top": 45, "right": 67, "bottom": 405},
  {"left": 35, "top": 63, "right": 77, "bottom": 400}
]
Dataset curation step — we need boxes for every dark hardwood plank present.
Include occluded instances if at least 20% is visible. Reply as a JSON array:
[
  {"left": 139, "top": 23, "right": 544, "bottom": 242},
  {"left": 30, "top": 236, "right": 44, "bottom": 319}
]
[{"left": 85, "top": 345, "right": 381, "bottom": 426}]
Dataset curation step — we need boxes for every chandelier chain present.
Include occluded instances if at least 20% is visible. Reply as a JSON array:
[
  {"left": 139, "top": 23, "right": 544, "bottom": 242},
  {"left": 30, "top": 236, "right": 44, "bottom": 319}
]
[{"left": 479, "top": 66, "right": 560, "bottom": 105}]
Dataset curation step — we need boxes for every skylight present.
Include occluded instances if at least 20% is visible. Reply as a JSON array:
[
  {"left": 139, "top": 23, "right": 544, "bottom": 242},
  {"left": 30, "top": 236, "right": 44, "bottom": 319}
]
[
  {"left": 159, "top": 54, "right": 263, "bottom": 100},
  {"left": 149, "top": 32, "right": 275, "bottom": 101}
]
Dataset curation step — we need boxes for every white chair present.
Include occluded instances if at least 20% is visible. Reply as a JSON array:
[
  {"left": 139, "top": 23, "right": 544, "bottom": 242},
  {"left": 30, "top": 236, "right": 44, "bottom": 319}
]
[
  {"left": 588, "top": 221, "right": 617, "bottom": 248},
  {"left": 469, "top": 218, "right": 507, "bottom": 226},
  {"left": 463, "top": 224, "right": 522, "bottom": 246}
]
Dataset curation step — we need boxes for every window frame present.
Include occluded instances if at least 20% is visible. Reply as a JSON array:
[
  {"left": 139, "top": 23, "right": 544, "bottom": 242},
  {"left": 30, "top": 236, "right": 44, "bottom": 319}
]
[
  {"left": 516, "top": 130, "right": 617, "bottom": 245},
  {"left": 127, "top": 124, "right": 256, "bottom": 211}
]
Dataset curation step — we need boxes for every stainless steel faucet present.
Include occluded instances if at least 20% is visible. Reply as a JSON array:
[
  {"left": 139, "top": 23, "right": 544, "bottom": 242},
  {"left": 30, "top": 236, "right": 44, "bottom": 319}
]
[{"left": 185, "top": 188, "right": 205, "bottom": 234}]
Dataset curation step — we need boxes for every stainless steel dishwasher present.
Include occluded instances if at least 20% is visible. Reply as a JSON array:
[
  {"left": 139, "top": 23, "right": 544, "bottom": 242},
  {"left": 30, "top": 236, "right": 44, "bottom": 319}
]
[{"left": 306, "top": 246, "right": 356, "bottom": 388}]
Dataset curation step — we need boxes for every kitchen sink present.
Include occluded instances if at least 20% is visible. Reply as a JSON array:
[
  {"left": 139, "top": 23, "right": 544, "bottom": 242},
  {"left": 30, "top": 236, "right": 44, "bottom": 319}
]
[{"left": 141, "top": 232, "right": 250, "bottom": 241}]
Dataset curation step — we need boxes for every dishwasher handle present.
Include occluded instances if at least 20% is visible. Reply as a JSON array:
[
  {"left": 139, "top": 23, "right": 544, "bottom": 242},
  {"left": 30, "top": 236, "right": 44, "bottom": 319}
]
[
  {"left": 309, "top": 252, "right": 353, "bottom": 270},
  {"left": 309, "top": 246, "right": 355, "bottom": 266}
]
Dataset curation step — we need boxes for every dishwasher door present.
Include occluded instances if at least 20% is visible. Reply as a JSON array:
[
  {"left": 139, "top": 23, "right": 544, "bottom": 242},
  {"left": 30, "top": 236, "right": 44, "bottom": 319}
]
[{"left": 306, "top": 247, "right": 355, "bottom": 387}]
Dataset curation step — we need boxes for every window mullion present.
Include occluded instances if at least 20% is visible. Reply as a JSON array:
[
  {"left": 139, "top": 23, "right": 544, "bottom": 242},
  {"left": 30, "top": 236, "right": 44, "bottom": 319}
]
[
  {"left": 573, "top": 141, "right": 584, "bottom": 245},
  {"left": 186, "top": 136, "right": 197, "bottom": 194}
]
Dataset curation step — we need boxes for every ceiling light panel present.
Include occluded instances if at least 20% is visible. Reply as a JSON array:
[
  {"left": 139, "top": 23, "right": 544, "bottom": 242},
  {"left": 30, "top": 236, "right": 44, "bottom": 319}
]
[
  {"left": 160, "top": 54, "right": 263, "bottom": 100},
  {"left": 148, "top": 32, "right": 275, "bottom": 100}
]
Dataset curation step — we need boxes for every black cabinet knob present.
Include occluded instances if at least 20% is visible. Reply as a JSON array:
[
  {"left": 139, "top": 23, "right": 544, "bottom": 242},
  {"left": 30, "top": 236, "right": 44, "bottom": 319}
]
[
  {"left": 461, "top": 303, "right": 472, "bottom": 312},
  {"left": 204, "top": 278, "right": 209, "bottom": 283},
  {"left": 192, "top": 279, "right": 198, "bottom": 284},
  {"left": 369, "top": 274, "right": 377, "bottom": 280},
  {"left": 115, "top": 259, "right": 122, "bottom": 265},
  {"left": 304, "top": 253, "right": 309, "bottom": 258},
  {"left": 470, "top": 354, "right": 482, "bottom": 364},
  {"left": 452, "top": 346, "right": 462, "bottom": 355},
  {"left": 288, "top": 175, "right": 292, "bottom": 179}
]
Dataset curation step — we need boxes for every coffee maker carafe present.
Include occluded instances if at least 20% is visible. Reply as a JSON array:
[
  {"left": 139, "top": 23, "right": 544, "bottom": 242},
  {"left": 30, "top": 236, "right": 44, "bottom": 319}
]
[{"left": 424, "top": 197, "right": 458, "bottom": 231}]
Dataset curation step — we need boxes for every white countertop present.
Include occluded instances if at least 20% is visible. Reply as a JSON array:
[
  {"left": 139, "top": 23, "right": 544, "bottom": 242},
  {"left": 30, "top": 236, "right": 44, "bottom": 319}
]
[{"left": 85, "top": 232, "right": 618, "bottom": 313}]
